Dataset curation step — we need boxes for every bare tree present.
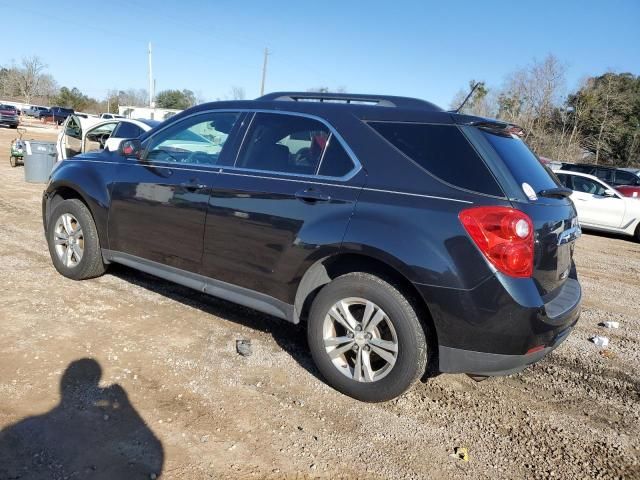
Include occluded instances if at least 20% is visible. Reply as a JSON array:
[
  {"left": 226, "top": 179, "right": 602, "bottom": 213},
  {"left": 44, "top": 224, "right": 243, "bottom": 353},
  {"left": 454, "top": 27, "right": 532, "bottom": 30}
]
[
  {"left": 230, "top": 86, "right": 245, "bottom": 100},
  {"left": 8, "top": 56, "right": 48, "bottom": 103}
]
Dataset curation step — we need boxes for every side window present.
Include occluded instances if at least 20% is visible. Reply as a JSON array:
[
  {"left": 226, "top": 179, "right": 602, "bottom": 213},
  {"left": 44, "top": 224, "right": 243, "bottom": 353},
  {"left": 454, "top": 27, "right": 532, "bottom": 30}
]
[
  {"left": 146, "top": 112, "right": 240, "bottom": 165},
  {"left": 236, "top": 113, "right": 331, "bottom": 175},
  {"left": 572, "top": 176, "right": 607, "bottom": 196},
  {"left": 614, "top": 171, "right": 638, "bottom": 186},
  {"left": 64, "top": 117, "right": 82, "bottom": 139},
  {"left": 556, "top": 173, "right": 572, "bottom": 189},
  {"left": 318, "top": 136, "right": 355, "bottom": 177},
  {"left": 369, "top": 122, "right": 503, "bottom": 196},
  {"left": 113, "top": 122, "right": 143, "bottom": 139},
  {"left": 595, "top": 168, "right": 614, "bottom": 183}
]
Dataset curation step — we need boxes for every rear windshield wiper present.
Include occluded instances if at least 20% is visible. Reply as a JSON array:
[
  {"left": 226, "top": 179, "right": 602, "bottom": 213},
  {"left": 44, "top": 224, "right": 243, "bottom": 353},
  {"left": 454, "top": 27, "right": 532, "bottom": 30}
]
[{"left": 538, "top": 187, "right": 572, "bottom": 199}]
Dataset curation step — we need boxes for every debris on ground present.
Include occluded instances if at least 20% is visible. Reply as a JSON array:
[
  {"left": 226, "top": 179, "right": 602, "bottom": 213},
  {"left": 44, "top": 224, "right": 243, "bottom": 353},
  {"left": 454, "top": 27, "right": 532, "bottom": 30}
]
[
  {"left": 599, "top": 321, "right": 620, "bottom": 329},
  {"left": 590, "top": 336, "right": 610, "bottom": 347},
  {"left": 236, "top": 339, "right": 253, "bottom": 356},
  {"left": 599, "top": 349, "right": 616, "bottom": 359},
  {"left": 449, "top": 447, "right": 469, "bottom": 462}
]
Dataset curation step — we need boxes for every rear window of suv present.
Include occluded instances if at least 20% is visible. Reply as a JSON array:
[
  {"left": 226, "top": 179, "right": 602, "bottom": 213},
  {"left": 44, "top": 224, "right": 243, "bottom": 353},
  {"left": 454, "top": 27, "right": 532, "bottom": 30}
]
[
  {"left": 369, "top": 122, "right": 503, "bottom": 196},
  {"left": 480, "top": 130, "right": 559, "bottom": 192}
]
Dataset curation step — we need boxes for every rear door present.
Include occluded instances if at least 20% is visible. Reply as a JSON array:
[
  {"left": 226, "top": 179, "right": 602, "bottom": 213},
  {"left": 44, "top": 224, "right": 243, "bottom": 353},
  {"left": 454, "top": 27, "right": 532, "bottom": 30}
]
[
  {"left": 200, "top": 112, "right": 364, "bottom": 300},
  {"left": 107, "top": 111, "right": 244, "bottom": 273}
]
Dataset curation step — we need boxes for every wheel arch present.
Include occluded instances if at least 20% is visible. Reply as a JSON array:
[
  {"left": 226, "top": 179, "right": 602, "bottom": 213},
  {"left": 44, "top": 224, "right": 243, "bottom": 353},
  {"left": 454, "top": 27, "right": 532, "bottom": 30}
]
[{"left": 294, "top": 251, "right": 439, "bottom": 375}]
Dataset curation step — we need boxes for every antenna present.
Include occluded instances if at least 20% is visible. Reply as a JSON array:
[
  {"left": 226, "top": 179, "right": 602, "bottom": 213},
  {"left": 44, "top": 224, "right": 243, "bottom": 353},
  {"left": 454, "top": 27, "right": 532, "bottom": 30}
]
[{"left": 454, "top": 82, "right": 481, "bottom": 114}]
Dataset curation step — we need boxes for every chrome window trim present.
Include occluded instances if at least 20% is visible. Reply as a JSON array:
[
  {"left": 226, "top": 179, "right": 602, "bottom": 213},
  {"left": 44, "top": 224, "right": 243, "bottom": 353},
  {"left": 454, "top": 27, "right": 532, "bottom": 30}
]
[
  {"left": 142, "top": 108, "right": 362, "bottom": 182},
  {"left": 63, "top": 159, "right": 472, "bottom": 203}
]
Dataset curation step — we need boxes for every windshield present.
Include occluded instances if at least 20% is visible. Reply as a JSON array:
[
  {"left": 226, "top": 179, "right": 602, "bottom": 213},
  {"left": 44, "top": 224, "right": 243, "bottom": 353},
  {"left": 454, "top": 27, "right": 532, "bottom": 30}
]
[{"left": 481, "top": 130, "right": 559, "bottom": 193}]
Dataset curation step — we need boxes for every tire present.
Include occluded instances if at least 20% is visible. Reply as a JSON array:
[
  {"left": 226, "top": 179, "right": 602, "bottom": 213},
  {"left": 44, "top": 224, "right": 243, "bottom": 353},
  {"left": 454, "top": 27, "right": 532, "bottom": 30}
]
[
  {"left": 635, "top": 223, "right": 640, "bottom": 243},
  {"left": 307, "top": 272, "right": 428, "bottom": 402},
  {"left": 46, "top": 199, "right": 106, "bottom": 280}
]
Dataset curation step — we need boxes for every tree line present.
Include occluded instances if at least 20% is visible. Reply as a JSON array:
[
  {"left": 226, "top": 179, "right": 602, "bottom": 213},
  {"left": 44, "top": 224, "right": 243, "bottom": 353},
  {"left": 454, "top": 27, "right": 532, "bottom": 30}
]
[
  {"left": 0, "top": 56, "right": 246, "bottom": 113},
  {"left": 450, "top": 54, "right": 640, "bottom": 167}
]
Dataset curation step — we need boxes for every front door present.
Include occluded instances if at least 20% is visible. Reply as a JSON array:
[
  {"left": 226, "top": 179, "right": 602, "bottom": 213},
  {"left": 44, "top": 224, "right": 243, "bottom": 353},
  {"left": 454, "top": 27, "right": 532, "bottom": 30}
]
[
  {"left": 107, "top": 111, "right": 244, "bottom": 272},
  {"left": 570, "top": 175, "right": 626, "bottom": 228},
  {"left": 201, "top": 112, "right": 364, "bottom": 302}
]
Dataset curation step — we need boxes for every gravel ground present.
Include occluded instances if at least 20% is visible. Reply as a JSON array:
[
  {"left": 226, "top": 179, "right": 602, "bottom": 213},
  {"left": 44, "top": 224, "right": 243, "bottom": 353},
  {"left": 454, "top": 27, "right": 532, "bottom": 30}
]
[{"left": 0, "top": 126, "right": 638, "bottom": 479}]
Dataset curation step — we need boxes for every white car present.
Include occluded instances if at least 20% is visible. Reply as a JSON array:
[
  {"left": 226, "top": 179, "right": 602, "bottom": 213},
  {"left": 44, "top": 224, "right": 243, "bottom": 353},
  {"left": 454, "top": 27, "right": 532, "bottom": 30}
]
[
  {"left": 100, "top": 113, "right": 125, "bottom": 120},
  {"left": 57, "top": 115, "right": 159, "bottom": 160},
  {"left": 554, "top": 170, "right": 640, "bottom": 241}
]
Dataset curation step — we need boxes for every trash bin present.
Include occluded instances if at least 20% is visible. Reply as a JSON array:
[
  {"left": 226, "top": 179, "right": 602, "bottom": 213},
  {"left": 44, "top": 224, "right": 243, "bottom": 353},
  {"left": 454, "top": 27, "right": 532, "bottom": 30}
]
[{"left": 24, "top": 141, "right": 57, "bottom": 183}]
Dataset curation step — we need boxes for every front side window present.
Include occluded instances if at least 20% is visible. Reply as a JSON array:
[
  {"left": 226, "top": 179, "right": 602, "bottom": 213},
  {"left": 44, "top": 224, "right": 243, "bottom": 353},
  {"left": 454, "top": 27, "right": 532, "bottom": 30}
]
[
  {"left": 64, "top": 117, "right": 82, "bottom": 139},
  {"left": 146, "top": 112, "right": 240, "bottom": 165},
  {"left": 236, "top": 113, "right": 334, "bottom": 175},
  {"left": 572, "top": 176, "right": 608, "bottom": 196}
]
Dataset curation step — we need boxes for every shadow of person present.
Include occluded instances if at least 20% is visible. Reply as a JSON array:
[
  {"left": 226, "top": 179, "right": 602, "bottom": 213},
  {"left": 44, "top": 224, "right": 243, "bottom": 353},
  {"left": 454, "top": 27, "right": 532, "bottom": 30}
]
[{"left": 0, "top": 358, "right": 164, "bottom": 479}]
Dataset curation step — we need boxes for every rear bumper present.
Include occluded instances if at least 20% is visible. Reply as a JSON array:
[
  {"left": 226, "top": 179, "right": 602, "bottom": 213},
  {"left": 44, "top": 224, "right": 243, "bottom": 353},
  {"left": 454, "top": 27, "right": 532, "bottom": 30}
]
[
  {"left": 417, "top": 272, "right": 581, "bottom": 376},
  {"left": 438, "top": 323, "right": 574, "bottom": 376}
]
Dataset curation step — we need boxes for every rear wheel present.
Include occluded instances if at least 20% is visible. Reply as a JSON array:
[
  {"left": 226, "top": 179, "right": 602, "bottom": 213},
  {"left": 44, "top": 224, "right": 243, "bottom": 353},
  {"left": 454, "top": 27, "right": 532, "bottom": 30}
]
[
  {"left": 46, "top": 199, "right": 106, "bottom": 280},
  {"left": 307, "top": 272, "right": 427, "bottom": 402},
  {"left": 635, "top": 223, "right": 640, "bottom": 243}
]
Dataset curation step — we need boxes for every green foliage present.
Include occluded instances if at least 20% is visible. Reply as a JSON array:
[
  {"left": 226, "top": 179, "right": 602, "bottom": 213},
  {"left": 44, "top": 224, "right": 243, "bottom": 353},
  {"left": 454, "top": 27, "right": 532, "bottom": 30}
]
[
  {"left": 155, "top": 89, "right": 196, "bottom": 110},
  {"left": 568, "top": 73, "right": 640, "bottom": 165},
  {"left": 53, "top": 87, "right": 97, "bottom": 111}
]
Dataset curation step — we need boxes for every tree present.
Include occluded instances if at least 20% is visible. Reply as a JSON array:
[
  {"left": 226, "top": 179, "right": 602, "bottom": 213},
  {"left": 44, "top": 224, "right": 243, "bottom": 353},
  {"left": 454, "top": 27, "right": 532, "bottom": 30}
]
[
  {"left": 6, "top": 56, "right": 49, "bottom": 103},
  {"left": 155, "top": 89, "right": 196, "bottom": 109},
  {"left": 570, "top": 73, "right": 639, "bottom": 165},
  {"left": 229, "top": 86, "right": 245, "bottom": 100},
  {"left": 53, "top": 87, "right": 98, "bottom": 112}
]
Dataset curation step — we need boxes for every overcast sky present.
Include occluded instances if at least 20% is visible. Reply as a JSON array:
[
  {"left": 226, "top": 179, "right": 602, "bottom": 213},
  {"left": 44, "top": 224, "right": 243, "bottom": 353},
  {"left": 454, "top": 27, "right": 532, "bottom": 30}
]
[{"left": 3, "top": 0, "right": 639, "bottom": 106}]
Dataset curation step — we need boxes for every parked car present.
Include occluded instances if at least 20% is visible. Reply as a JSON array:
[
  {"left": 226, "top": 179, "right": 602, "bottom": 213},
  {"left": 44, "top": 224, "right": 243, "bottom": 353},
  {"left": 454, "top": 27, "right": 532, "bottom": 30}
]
[
  {"left": 100, "top": 113, "right": 125, "bottom": 120},
  {"left": 560, "top": 163, "right": 640, "bottom": 193},
  {"left": 555, "top": 170, "right": 640, "bottom": 239},
  {"left": 56, "top": 115, "right": 159, "bottom": 160},
  {"left": 23, "top": 105, "right": 49, "bottom": 118},
  {"left": 0, "top": 104, "right": 19, "bottom": 128},
  {"left": 40, "top": 106, "right": 74, "bottom": 124},
  {"left": 42, "top": 92, "right": 582, "bottom": 402}
]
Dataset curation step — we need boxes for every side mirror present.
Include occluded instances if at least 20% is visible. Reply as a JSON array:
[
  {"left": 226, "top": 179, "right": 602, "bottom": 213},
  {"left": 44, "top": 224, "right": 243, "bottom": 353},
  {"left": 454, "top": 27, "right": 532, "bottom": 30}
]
[
  {"left": 118, "top": 139, "right": 142, "bottom": 159},
  {"left": 603, "top": 189, "right": 617, "bottom": 197}
]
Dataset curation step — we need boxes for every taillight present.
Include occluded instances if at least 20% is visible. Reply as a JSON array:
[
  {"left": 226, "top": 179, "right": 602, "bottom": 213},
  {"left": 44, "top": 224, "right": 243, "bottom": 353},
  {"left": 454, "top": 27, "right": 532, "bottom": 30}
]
[{"left": 459, "top": 206, "right": 534, "bottom": 278}]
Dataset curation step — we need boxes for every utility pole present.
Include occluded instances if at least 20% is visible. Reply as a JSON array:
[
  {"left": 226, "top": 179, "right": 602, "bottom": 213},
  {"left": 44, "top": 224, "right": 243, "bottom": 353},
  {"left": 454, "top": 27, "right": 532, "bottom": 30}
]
[
  {"left": 260, "top": 47, "right": 270, "bottom": 96},
  {"left": 148, "top": 42, "right": 154, "bottom": 107}
]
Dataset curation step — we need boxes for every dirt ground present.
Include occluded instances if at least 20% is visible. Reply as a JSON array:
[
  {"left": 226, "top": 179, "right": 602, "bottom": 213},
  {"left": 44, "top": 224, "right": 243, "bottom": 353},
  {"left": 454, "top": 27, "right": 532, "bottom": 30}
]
[{"left": 0, "top": 124, "right": 638, "bottom": 480}]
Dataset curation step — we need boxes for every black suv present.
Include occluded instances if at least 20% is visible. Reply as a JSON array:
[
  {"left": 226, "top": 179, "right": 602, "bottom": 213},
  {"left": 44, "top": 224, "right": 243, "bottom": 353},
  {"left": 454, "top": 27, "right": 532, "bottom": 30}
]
[
  {"left": 42, "top": 92, "right": 581, "bottom": 402},
  {"left": 561, "top": 162, "right": 640, "bottom": 187}
]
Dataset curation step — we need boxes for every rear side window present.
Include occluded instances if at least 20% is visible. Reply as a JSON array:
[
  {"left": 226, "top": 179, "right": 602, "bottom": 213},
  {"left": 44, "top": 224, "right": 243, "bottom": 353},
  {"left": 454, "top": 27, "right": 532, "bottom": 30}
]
[
  {"left": 481, "top": 130, "right": 559, "bottom": 192},
  {"left": 318, "top": 136, "right": 354, "bottom": 177},
  {"left": 615, "top": 170, "right": 640, "bottom": 186},
  {"left": 595, "top": 167, "right": 614, "bottom": 184},
  {"left": 369, "top": 122, "right": 503, "bottom": 196}
]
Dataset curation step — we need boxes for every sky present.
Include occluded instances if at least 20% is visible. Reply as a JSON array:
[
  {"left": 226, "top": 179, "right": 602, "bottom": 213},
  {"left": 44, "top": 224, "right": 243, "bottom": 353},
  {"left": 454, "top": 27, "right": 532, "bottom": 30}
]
[{"left": 2, "top": 0, "right": 639, "bottom": 107}]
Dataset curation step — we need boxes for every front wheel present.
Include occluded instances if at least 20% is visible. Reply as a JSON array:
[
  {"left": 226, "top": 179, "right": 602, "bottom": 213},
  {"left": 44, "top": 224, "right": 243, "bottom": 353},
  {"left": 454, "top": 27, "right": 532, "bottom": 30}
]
[
  {"left": 307, "top": 272, "right": 428, "bottom": 402},
  {"left": 46, "top": 199, "right": 106, "bottom": 280}
]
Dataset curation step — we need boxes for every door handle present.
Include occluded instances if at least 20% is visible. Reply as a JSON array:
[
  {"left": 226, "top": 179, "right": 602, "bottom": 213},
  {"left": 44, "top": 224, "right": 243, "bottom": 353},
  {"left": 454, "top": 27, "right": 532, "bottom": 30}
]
[
  {"left": 180, "top": 179, "right": 206, "bottom": 191},
  {"left": 295, "top": 188, "right": 331, "bottom": 203}
]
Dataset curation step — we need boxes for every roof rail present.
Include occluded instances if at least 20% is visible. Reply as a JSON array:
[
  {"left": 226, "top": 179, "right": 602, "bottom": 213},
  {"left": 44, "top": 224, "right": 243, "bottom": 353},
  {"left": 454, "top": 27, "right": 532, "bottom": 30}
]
[{"left": 257, "top": 92, "right": 442, "bottom": 110}]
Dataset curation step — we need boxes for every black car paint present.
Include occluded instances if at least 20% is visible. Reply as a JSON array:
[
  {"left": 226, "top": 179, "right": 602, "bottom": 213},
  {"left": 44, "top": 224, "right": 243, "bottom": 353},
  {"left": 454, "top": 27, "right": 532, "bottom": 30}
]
[{"left": 43, "top": 97, "right": 581, "bottom": 376}]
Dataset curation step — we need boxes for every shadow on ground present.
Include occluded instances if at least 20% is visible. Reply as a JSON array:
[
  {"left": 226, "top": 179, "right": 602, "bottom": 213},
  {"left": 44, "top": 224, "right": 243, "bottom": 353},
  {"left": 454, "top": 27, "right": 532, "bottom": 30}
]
[{"left": 0, "top": 358, "right": 164, "bottom": 479}]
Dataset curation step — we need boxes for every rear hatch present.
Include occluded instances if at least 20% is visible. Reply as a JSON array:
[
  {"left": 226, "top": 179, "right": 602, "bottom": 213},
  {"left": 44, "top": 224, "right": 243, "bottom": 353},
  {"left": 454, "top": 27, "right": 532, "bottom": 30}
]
[{"left": 466, "top": 123, "right": 579, "bottom": 297}]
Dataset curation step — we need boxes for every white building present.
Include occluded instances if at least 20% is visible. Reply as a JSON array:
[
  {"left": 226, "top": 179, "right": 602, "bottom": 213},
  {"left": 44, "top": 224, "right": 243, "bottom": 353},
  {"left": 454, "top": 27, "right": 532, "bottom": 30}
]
[{"left": 118, "top": 105, "right": 182, "bottom": 121}]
